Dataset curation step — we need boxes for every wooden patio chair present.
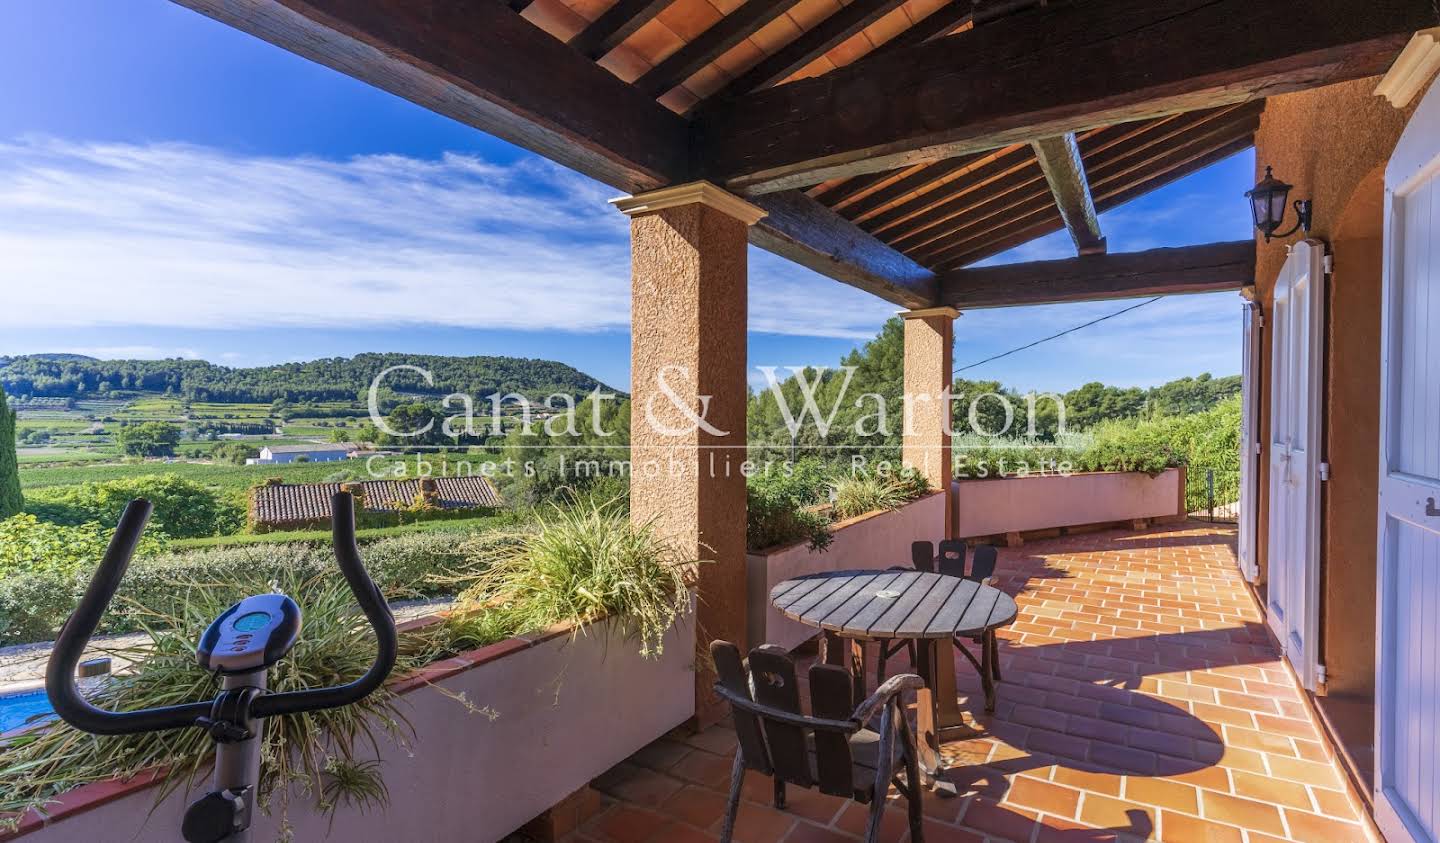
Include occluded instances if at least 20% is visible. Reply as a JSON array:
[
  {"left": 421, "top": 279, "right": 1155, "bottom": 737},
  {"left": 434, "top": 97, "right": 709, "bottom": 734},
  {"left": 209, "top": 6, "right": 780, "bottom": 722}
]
[
  {"left": 875, "top": 542, "right": 1004, "bottom": 709},
  {"left": 710, "top": 640, "right": 926, "bottom": 843}
]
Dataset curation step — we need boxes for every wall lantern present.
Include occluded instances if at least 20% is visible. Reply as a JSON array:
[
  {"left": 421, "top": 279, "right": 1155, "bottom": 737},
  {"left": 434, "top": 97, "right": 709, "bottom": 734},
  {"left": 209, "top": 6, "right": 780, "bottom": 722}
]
[{"left": 1246, "top": 165, "right": 1313, "bottom": 242}]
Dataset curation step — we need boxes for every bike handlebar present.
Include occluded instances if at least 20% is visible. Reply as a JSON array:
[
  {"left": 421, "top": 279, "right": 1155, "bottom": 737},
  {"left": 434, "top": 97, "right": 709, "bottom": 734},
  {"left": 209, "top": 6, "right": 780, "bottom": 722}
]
[
  {"left": 252, "top": 492, "right": 396, "bottom": 718},
  {"left": 46, "top": 492, "right": 397, "bottom": 735},
  {"left": 47, "top": 500, "right": 210, "bottom": 734}
]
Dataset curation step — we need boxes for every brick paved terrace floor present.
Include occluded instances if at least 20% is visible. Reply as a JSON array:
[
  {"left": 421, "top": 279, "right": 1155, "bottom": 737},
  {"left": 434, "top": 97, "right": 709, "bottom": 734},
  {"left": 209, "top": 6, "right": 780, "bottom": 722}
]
[{"left": 559, "top": 522, "right": 1378, "bottom": 843}]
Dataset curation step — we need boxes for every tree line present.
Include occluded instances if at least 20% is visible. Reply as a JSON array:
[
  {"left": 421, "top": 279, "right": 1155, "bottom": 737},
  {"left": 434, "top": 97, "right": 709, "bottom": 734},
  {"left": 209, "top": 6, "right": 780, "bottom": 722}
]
[{"left": 0, "top": 352, "right": 613, "bottom": 404}]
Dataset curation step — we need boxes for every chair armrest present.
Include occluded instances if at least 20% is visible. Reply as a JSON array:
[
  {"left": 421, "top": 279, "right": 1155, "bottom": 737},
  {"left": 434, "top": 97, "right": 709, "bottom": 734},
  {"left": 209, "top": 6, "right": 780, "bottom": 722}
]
[{"left": 850, "top": 673, "right": 924, "bottom": 723}]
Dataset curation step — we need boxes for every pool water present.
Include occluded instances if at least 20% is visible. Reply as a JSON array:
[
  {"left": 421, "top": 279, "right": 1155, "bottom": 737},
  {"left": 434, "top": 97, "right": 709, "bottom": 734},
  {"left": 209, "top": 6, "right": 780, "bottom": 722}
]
[{"left": 0, "top": 689, "right": 56, "bottom": 732}]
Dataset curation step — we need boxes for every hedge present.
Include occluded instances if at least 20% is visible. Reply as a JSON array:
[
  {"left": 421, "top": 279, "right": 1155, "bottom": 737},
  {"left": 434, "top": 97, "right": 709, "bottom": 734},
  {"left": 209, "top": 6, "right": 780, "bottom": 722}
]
[{"left": 0, "top": 529, "right": 520, "bottom": 645}]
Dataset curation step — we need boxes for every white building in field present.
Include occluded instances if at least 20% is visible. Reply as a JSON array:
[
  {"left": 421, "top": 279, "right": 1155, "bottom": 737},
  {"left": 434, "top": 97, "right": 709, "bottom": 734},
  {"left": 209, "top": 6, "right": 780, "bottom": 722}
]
[{"left": 247, "top": 443, "right": 359, "bottom": 465}]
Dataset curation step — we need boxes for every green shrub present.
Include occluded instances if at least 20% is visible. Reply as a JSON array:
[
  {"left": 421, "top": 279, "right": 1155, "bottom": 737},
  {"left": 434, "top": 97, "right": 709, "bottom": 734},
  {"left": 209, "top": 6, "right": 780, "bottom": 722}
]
[
  {"left": 442, "top": 500, "right": 693, "bottom": 657},
  {"left": 746, "top": 459, "right": 833, "bottom": 552},
  {"left": 953, "top": 433, "right": 1089, "bottom": 478},
  {"left": 0, "top": 513, "right": 171, "bottom": 580},
  {"left": 25, "top": 475, "right": 245, "bottom": 538},
  {"left": 829, "top": 466, "right": 929, "bottom": 520},
  {"left": 0, "top": 528, "right": 510, "bottom": 645}
]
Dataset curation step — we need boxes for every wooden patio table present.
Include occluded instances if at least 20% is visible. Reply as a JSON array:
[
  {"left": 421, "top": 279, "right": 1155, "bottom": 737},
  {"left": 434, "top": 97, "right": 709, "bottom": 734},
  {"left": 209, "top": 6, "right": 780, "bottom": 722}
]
[{"left": 770, "top": 569, "right": 1018, "bottom": 790}]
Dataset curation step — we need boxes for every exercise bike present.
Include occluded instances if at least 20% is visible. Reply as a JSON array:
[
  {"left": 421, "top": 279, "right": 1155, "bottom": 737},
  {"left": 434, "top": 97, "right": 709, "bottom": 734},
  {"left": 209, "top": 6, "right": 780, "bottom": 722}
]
[{"left": 46, "top": 491, "right": 397, "bottom": 843}]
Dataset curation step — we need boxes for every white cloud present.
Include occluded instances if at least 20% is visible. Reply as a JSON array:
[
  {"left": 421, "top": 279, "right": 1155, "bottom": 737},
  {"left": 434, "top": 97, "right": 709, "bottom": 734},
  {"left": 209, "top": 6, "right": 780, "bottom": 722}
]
[{"left": 0, "top": 138, "right": 887, "bottom": 340}]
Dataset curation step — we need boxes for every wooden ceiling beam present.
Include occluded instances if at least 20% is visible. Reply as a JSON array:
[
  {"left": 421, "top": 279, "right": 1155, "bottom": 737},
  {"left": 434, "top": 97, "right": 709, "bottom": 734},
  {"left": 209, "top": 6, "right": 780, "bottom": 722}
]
[
  {"left": 700, "top": 0, "right": 1429, "bottom": 193},
  {"left": 708, "top": 0, "right": 912, "bottom": 100},
  {"left": 632, "top": 0, "right": 804, "bottom": 98},
  {"left": 856, "top": 145, "right": 1036, "bottom": 234},
  {"left": 170, "top": 0, "right": 689, "bottom": 192},
  {"left": 567, "top": 0, "right": 676, "bottom": 60},
  {"left": 837, "top": 152, "right": 986, "bottom": 219},
  {"left": 1031, "top": 133, "right": 1106, "bottom": 255},
  {"left": 939, "top": 241, "right": 1255, "bottom": 309},
  {"left": 809, "top": 168, "right": 903, "bottom": 207},
  {"left": 908, "top": 109, "right": 1261, "bottom": 264},
  {"left": 748, "top": 191, "right": 939, "bottom": 308},
  {"left": 920, "top": 119, "right": 1257, "bottom": 267},
  {"left": 933, "top": 133, "right": 1256, "bottom": 269}
]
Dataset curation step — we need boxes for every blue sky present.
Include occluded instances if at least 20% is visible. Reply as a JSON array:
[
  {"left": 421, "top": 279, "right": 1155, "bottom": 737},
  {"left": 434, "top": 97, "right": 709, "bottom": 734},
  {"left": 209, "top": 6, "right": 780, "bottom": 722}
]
[{"left": 0, "top": 0, "right": 1253, "bottom": 393}]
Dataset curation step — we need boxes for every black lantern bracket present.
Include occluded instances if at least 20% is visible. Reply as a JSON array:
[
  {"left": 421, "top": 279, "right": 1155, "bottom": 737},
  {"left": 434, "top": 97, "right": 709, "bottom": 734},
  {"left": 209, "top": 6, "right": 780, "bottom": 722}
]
[{"left": 1247, "top": 165, "right": 1313, "bottom": 243}]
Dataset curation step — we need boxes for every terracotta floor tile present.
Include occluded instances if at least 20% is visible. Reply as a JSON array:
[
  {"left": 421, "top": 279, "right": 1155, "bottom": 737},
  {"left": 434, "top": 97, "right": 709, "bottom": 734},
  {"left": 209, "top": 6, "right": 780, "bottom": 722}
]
[
  {"left": 959, "top": 796, "right": 1039, "bottom": 841},
  {"left": 631, "top": 738, "right": 693, "bottom": 772},
  {"left": 1158, "top": 810, "right": 1244, "bottom": 843},
  {"left": 658, "top": 822, "right": 722, "bottom": 843},
  {"left": 671, "top": 749, "right": 736, "bottom": 789},
  {"left": 1003, "top": 776, "right": 1081, "bottom": 819},
  {"left": 1198, "top": 790, "right": 1286, "bottom": 837},
  {"left": 833, "top": 798, "right": 912, "bottom": 841},
  {"left": 587, "top": 804, "right": 672, "bottom": 842},
  {"left": 1283, "top": 808, "right": 1369, "bottom": 842},
  {"left": 661, "top": 786, "right": 730, "bottom": 830},
  {"left": 1124, "top": 776, "right": 1198, "bottom": 814},
  {"left": 1052, "top": 766, "right": 1123, "bottom": 797},
  {"left": 1308, "top": 786, "right": 1355, "bottom": 818},
  {"left": 1265, "top": 754, "right": 1347, "bottom": 789},
  {"left": 1228, "top": 770, "right": 1311, "bottom": 810},
  {"left": 917, "top": 818, "right": 985, "bottom": 843},
  {"left": 720, "top": 801, "right": 797, "bottom": 843},
  {"left": 779, "top": 821, "right": 857, "bottom": 843}
]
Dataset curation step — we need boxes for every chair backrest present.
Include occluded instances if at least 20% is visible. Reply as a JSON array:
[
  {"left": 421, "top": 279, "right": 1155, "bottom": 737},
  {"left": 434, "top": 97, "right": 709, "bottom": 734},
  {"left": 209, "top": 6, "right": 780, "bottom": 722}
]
[
  {"left": 710, "top": 641, "right": 861, "bottom": 798},
  {"left": 936, "top": 539, "right": 966, "bottom": 578},
  {"left": 910, "top": 540, "right": 935, "bottom": 573},
  {"left": 969, "top": 544, "right": 998, "bottom": 582}
]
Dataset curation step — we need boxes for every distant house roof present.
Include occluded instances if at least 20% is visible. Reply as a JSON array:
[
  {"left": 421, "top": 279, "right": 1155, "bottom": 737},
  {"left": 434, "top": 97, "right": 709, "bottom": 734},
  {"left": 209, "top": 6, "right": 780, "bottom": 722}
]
[
  {"left": 262, "top": 443, "right": 358, "bottom": 455},
  {"left": 251, "top": 476, "right": 502, "bottom": 526}
]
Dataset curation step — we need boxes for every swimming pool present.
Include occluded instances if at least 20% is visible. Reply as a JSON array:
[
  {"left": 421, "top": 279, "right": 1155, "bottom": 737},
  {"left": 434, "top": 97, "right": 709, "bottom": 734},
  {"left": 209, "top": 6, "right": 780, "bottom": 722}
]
[{"left": 0, "top": 688, "right": 56, "bottom": 732}]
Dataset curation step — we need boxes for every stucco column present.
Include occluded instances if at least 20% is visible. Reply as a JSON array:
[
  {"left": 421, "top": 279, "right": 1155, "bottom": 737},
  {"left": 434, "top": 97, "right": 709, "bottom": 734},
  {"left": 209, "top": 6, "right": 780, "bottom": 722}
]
[
  {"left": 613, "top": 182, "right": 764, "bottom": 724},
  {"left": 901, "top": 306, "right": 959, "bottom": 537}
]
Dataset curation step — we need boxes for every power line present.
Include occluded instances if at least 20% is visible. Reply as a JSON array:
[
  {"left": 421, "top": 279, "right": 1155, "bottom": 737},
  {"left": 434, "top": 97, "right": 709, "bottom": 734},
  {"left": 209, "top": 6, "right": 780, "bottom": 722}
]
[{"left": 956, "top": 296, "right": 1164, "bottom": 373}]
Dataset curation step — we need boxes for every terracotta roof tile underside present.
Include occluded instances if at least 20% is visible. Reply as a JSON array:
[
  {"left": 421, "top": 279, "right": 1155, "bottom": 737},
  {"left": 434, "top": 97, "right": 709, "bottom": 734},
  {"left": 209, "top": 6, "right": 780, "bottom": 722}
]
[
  {"left": 518, "top": 0, "right": 1260, "bottom": 269},
  {"left": 251, "top": 477, "right": 503, "bottom": 525}
]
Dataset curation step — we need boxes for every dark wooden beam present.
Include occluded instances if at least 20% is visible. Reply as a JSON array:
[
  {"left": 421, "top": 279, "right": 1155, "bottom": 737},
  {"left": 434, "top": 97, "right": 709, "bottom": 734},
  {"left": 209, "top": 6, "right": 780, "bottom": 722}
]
[
  {"left": 903, "top": 107, "right": 1262, "bottom": 263},
  {"left": 171, "top": 0, "right": 688, "bottom": 192},
  {"left": 700, "top": 0, "right": 1430, "bottom": 193},
  {"left": 853, "top": 145, "right": 1034, "bottom": 233},
  {"left": 837, "top": 152, "right": 984, "bottom": 219},
  {"left": 1031, "top": 134, "right": 1105, "bottom": 255},
  {"left": 568, "top": 0, "right": 675, "bottom": 59},
  {"left": 934, "top": 135, "right": 1256, "bottom": 268},
  {"left": 940, "top": 241, "right": 1255, "bottom": 309},
  {"left": 633, "top": 0, "right": 803, "bottom": 98},
  {"left": 707, "top": 0, "right": 911, "bottom": 100},
  {"left": 749, "top": 192, "right": 938, "bottom": 308}
]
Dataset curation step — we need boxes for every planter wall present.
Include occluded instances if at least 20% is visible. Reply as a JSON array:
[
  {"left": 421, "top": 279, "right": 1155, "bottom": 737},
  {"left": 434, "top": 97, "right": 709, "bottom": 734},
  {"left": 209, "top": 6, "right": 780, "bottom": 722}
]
[
  {"left": 952, "top": 468, "right": 1185, "bottom": 539},
  {"left": 746, "top": 492, "right": 946, "bottom": 652},
  {"left": 11, "top": 611, "right": 695, "bottom": 843}
]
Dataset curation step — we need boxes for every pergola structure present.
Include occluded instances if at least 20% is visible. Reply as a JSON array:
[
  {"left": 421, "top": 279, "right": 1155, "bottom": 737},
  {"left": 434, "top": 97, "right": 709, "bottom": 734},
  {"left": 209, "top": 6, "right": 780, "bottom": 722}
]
[{"left": 172, "top": 0, "right": 1430, "bottom": 712}]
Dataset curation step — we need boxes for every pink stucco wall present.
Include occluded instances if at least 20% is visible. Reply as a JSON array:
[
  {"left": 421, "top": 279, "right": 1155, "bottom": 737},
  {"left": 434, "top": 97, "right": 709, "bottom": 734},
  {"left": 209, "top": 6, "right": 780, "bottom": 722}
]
[{"left": 952, "top": 469, "right": 1184, "bottom": 538}]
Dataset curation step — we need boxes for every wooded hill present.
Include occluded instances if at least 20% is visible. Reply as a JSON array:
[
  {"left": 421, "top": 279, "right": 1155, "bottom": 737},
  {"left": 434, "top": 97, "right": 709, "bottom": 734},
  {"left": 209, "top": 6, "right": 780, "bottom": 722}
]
[{"left": 0, "top": 353, "right": 615, "bottom": 403}]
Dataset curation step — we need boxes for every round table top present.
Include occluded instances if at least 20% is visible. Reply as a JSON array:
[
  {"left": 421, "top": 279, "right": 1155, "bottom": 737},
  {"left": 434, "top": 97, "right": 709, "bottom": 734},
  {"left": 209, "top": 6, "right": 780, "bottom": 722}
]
[{"left": 770, "top": 569, "right": 1018, "bottom": 640}]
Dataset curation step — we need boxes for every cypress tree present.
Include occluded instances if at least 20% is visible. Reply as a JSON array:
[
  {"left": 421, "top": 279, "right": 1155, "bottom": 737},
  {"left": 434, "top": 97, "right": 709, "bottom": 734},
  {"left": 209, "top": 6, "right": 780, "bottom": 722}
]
[{"left": 0, "top": 391, "right": 22, "bottom": 518}]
